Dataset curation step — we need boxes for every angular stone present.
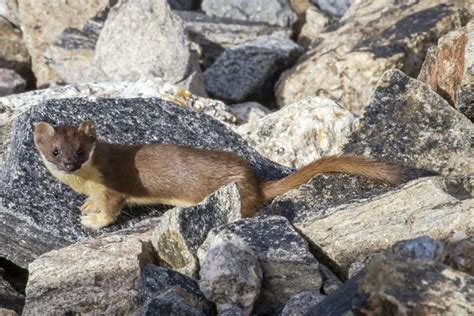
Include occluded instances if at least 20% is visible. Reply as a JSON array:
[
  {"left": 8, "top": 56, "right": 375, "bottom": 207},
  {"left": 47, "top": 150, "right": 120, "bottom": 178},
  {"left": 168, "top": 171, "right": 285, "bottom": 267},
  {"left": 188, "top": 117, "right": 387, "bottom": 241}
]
[
  {"left": 152, "top": 184, "right": 242, "bottom": 277},
  {"left": 138, "top": 264, "right": 213, "bottom": 315},
  {"left": 229, "top": 101, "right": 270, "bottom": 124},
  {"left": 201, "top": 0, "right": 298, "bottom": 28},
  {"left": 276, "top": 0, "right": 465, "bottom": 113},
  {"left": 92, "top": 0, "right": 205, "bottom": 95},
  {"left": 309, "top": 236, "right": 474, "bottom": 315},
  {"left": 23, "top": 221, "right": 158, "bottom": 315},
  {"left": 310, "top": 0, "right": 352, "bottom": 18},
  {"left": 204, "top": 35, "right": 302, "bottom": 103},
  {"left": 198, "top": 234, "right": 262, "bottom": 315},
  {"left": 198, "top": 216, "right": 323, "bottom": 314},
  {"left": 0, "top": 69, "right": 25, "bottom": 97},
  {"left": 237, "top": 96, "right": 357, "bottom": 168},
  {"left": 0, "top": 97, "right": 290, "bottom": 268},
  {"left": 297, "top": 5, "right": 330, "bottom": 48},
  {"left": 296, "top": 176, "right": 474, "bottom": 276},
  {"left": 280, "top": 290, "right": 325, "bottom": 316},
  {"left": 344, "top": 69, "right": 474, "bottom": 176},
  {"left": 0, "top": 274, "right": 23, "bottom": 314}
]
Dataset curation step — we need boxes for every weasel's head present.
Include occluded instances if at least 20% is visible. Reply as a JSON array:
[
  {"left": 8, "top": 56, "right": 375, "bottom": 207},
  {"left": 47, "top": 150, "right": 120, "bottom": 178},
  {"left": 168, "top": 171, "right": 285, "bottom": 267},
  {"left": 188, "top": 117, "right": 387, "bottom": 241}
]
[{"left": 33, "top": 121, "right": 97, "bottom": 173}]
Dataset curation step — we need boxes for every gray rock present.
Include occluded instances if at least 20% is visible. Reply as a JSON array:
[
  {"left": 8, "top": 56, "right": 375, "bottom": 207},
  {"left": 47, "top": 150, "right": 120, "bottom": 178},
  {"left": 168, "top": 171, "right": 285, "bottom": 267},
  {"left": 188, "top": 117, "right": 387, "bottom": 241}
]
[
  {"left": 201, "top": 0, "right": 298, "bottom": 27},
  {"left": 177, "top": 11, "right": 290, "bottom": 69},
  {"left": 92, "top": 0, "right": 205, "bottom": 95},
  {"left": 229, "top": 101, "right": 270, "bottom": 124},
  {"left": 23, "top": 220, "right": 159, "bottom": 315},
  {"left": 0, "top": 69, "right": 25, "bottom": 97},
  {"left": 297, "top": 5, "right": 330, "bottom": 48},
  {"left": 0, "top": 97, "right": 290, "bottom": 268},
  {"left": 198, "top": 216, "right": 322, "bottom": 314},
  {"left": 0, "top": 0, "right": 20, "bottom": 26},
  {"left": 167, "top": 0, "right": 200, "bottom": 10},
  {"left": 152, "top": 184, "right": 242, "bottom": 277},
  {"left": 198, "top": 234, "right": 262, "bottom": 315},
  {"left": 319, "top": 264, "right": 342, "bottom": 295},
  {"left": 138, "top": 264, "right": 213, "bottom": 316},
  {"left": 310, "top": 0, "right": 351, "bottom": 18},
  {"left": 0, "top": 273, "right": 23, "bottom": 314},
  {"left": 344, "top": 69, "right": 473, "bottom": 176},
  {"left": 280, "top": 290, "right": 325, "bottom": 316},
  {"left": 204, "top": 35, "right": 302, "bottom": 103},
  {"left": 309, "top": 236, "right": 474, "bottom": 315}
]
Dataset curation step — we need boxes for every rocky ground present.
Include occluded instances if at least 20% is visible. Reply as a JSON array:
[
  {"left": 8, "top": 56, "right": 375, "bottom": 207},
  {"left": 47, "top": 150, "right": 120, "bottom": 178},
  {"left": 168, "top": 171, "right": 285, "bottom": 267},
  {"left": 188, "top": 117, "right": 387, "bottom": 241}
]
[{"left": 0, "top": 0, "right": 473, "bottom": 315}]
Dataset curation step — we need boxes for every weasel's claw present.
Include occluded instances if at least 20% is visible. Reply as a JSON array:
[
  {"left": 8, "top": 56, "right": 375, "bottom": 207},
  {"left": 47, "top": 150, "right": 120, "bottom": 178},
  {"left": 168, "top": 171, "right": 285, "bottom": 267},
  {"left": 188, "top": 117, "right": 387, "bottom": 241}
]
[
  {"left": 80, "top": 199, "right": 99, "bottom": 214},
  {"left": 81, "top": 213, "right": 114, "bottom": 230}
]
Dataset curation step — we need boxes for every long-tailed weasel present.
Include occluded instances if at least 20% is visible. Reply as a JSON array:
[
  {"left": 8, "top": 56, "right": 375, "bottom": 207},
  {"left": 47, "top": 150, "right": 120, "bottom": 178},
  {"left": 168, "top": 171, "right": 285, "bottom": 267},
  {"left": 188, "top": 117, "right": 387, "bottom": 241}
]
[{"left": 33, "top": 121, "right": 404, "bottom": 230}]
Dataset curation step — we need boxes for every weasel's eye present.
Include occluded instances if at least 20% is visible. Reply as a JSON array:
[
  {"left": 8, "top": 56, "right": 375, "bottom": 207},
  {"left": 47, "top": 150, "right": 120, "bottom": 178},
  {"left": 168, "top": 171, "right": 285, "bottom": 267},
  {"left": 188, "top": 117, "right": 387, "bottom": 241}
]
[
  {"left": 76, "top": 148, "right": 84, "bottom": 156},
  {"left": 52, "top": 149, "right": 59, "bottom": 156}
]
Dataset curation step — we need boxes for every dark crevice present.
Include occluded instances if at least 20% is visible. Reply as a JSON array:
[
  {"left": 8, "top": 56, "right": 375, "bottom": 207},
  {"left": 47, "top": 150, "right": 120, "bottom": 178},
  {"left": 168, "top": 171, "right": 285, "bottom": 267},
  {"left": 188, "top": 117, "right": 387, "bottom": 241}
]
[{"left": 0, "top": 257, "right": 28, "bottom": 295}]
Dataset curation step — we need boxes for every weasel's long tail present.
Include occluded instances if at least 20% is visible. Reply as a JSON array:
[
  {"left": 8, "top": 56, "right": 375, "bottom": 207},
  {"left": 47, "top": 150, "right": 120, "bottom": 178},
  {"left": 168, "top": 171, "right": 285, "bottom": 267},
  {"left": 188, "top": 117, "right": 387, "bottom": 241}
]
[{"left": 262, "top": 155, "right": 404, "bottom": 200}]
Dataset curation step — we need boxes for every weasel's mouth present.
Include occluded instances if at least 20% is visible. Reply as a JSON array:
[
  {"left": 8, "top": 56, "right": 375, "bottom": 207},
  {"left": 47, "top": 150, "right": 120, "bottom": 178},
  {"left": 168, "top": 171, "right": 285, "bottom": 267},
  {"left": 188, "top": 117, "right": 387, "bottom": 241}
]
[{"left": 61, "top": 164, "right": 81, "bottom": 173}]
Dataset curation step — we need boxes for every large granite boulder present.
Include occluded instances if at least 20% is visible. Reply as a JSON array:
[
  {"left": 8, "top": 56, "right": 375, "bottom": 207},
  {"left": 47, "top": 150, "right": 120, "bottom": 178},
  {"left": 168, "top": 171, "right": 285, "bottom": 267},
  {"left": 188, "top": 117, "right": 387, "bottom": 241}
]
[{"left": 0, "top": 97, "right": 290, "bottom": 268}]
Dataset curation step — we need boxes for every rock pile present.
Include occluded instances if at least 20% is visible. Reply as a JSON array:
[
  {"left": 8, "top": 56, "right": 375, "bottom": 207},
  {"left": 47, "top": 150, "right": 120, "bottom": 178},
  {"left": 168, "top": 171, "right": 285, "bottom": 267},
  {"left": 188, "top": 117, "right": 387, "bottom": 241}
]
[{"left": 0, "top": 0, "right": 472, "bottom": 315}]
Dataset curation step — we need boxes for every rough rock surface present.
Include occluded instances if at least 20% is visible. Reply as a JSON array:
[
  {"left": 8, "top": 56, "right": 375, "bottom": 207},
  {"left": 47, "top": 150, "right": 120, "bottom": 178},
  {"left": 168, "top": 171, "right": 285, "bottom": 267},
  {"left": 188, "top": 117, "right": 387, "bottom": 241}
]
[
  {"left": 204, "top": 35, "right": 302, "bottom": 103},
  {"left": 22, "top": 220, "right": 159, "bottom": 315},
  {"left": 92, "top": 0, "right": 205, "bottom": 95},
  {"left": 138, "top": 264, "right": 213, "bottom": 316},
  {"left": 309, "top": 236, "right": 474, "bottom": 315},
  {"left": 344, "top": 69, "right": 474, "bottom": 176},
  {"left": 0, "top": 68, "right": 25, "bottom": 97},
  {"left": 296, "top": 176, "right": 473, "bottom": 276},
  {"left": 229, "top": 102, "right": 270, "bottom": 124},
  {"left": 177, "top": 11, "right": 290, "bottom": 69},
  {"left": 0, "top": 273, "right": 23, "bottom": 314},
  {"left": 311, "top": 0, "right": 352, "bottom": 18},
  {"left": 152, "top": 184, "right": 242, "bottom": 277},
  {"left": 201, "top": 0, "right": 298, "bottom": 28},
  {"left": 17, "top": 0, "right": 111, "bottom": 87},
  {"left": 280, "top": 290, "right": 325, "bottom": 316},
  {"left": 297, "top": 5, "right": 330, "bottom": 48},
  {"left": 237, "top": 96, "right": 358, "bottom": 168},
  {"left": 198, "top": 234, "right": 262, "bottom": 315},
  {"left": 0, "top": 0, "right": 20, "bottom": 26},
  {"left": 276, "top": 0, "right": 465, "bottom": 112},
  {"left": 198, "top": 216, "right": 322, "bottom": 314},
  {"left": 418, "top": 21, "right": 474, "bottom": 121},
  {"left": 0, "top": 97, "right": 290, "bottom": 268}
]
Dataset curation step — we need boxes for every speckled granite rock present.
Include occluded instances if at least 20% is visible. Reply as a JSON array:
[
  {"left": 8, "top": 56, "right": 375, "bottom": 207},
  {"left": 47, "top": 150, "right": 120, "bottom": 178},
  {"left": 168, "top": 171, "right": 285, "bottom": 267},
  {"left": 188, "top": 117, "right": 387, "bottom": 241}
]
[
  {"left": 0, "top": 69, "right": 25, "bottom": 97},
  {"left": 198, "top": 216, "right": 322, "bottom": 315},
  {"left": 0, "top": 0, "right": 20, "bottom": 26},
  {"left": 237, "top": 97, "right": 358, "bottom": 168},
  {"left": 177, "top": 11, "right": 290, "bottom": 69},
  {"left": 309, "top": 236, "right": 474, "bottom": 315},
  {"left": 0, "top": 97, "right": 290, "bottom": 268},
  {"left": 18, "top": 0, "right": 112, "bottom": 87},
  {"left": 280, "top": 290, "right": 325, "bottom": 316},
  {"left": 23, "top": 219, "right": 159, "bottom": 315},
  {"left": 201, "top": 0, "right": 298, "bottom": 28},
  {"left": 229, "top": 102, "right": 270, "bottom": 124},
  {"left": 276, "top": 0, "right": 465, "bottom": 112},
  {"left": 204, "top": 35, "right": 302, "bottom": 103},
  {"left": 296, "top": 176, "right": 473, "bottom": 276},
  {"left": 344, "top": 69, "right": 474, "bottom": 176},
  {"left": 418, "top": 21, "right": 474, "bottom": 121},
  {"left": 0, "top": 273, "right": 23, "bottom": 314},
  {"left": 138, "top": 264, "right": 213, "bottom": 316},
  {"left": 198, "top": 234, "right": 262, "bottom": 315},
  {"left": 152, "top": 184, "right": 242, "bottom": 277},
  {"left": 92, "top": 0, "right": 205, "bottom": 96},
  {"left": 310, "top": 0, "right": 351, "bottom": 18}
]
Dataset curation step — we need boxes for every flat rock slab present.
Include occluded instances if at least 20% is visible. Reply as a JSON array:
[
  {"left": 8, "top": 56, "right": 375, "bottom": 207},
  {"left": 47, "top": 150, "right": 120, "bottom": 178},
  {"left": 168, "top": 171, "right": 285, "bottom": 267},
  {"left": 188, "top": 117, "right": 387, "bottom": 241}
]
[{"left": 0, "top": 97, "right": 289, "bottom": 268}]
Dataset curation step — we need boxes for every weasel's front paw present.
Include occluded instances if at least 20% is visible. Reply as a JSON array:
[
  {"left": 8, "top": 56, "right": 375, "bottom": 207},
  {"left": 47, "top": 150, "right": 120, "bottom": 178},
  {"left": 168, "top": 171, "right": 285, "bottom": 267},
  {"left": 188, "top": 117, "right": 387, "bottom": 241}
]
[
  {"left": 81, "top": 212, "right": 115, "bottom": 230},
  {"left": 80, "top": 198, "right": 100, "bottom": 214}
]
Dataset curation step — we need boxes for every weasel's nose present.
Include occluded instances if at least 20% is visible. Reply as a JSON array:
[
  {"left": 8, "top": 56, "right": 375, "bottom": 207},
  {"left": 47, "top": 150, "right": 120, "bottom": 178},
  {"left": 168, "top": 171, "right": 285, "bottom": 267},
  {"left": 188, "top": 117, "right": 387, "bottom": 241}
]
[{"left": 64, "top": 162, "right": 78, "bottom": 172}]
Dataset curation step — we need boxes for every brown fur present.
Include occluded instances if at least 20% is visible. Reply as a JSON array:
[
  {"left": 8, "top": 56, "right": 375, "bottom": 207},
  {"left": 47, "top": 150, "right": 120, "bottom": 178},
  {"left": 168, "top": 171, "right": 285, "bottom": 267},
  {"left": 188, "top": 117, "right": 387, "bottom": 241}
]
[{"left": 33, "top": 121, "right": 404, "bottom": 229}]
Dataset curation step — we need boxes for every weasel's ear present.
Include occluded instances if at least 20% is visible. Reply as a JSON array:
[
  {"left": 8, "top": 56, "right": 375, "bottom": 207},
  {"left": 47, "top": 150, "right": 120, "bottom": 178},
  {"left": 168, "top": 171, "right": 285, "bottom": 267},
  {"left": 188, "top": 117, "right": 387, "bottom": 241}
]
[
  {"left": 33, "top": 122, "right": 55, "bottom": 146},
  {"left": 78, "top": 121, "right": 96, "bottom": 139}
]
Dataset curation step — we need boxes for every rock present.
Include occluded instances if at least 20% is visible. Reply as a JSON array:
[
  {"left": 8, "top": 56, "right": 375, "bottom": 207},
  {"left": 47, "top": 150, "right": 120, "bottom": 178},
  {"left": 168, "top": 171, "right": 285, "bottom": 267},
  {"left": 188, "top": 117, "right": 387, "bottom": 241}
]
[
  {"left": 0, "top": 97, "right": 290, "bottom": 268},
  {"left": 177, "top": 11, "right": 290, "bottom": 69},
  {"left": 0, "top": 69, "right": 25, "bottom": 97},
  {"left": 344, "top": 69, "right": 474, "bottom": 176},
  {"left": 198, "top": 216, "right": 322, "bottom": 314},
  {"left": 167, "top": 0, "right": 200, "bottom": 11},
  {"left": 23, "top": 220, "right": 159, "bottom": 315},
  {"left": 309, "top": 236, "right": 474, "bottom": 315},
  {"left": 297, "top": 5, "right": 330, "bottom": 48},
  {"left": 310, "top": 0, "right": 351, "bottom": 18},
  {"left": 280, "top": 290, "right": 325, "bottom": 316},
  {"left": 0, "top": 0, "right": 20, "bottom": 26},
  {"left": 229, "top": 101, "right": 270, "bottom": 124},
  {"left": 319, "top": 264, "right": 342, "bottom": 295},
  {"left": 201, "top": 0, "right": 298, "bottom": 28},
  {"left": 152, "top": 184, "right": 242, "bottom": 277},
  {"left": 237, "top": 96, "right": 357, "bottom": 168},
  {"left": 198, "top": 234, "right": 262, "bottom": 315},
  {"left": 0, "top": 18, "right": 34, "bottom": 87},
  {"left": 0, "top": 274, "right": 23, "bottom": 314},
  {"left": 17, "top": 0, "right": 112, "bottom": 87},
  {"left": 91, "top": 0, "right": 205, "bottom": 96},
  {"left": 295, "top": 176, "right": 474, "bottom": 276},
  {"left": 204, "top": 35, "right": 302, "bottom": 103},
  {"left": 418, "top": 21, "right": 474, "bottom": 121},
  {"left": 276, "top": 0, "right": 465, "bottom": 113},
  {"left": 138, "top": 264, "right": 213, "bottom": 316}
]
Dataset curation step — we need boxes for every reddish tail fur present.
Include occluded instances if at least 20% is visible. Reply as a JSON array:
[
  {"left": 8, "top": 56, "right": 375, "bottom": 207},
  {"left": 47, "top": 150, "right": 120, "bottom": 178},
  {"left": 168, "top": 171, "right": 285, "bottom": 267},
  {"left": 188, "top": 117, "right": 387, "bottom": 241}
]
[{"left": 261, "top": 155, "right": 404, "bottom": 200}]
